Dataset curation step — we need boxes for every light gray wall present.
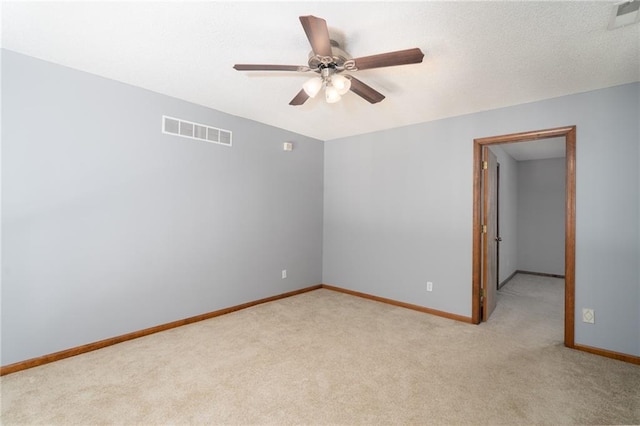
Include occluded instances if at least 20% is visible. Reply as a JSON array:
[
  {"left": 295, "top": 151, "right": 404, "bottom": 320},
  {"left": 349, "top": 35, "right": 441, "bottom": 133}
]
[
  {"left": 2, "top": 50, "right": 638, "bottom": 364},
  {"left": 323, "top": 82, "right": 640, "bottom": 356},
  {"left": 488, "top": 146, "right": 518, "bottom": 284},
  {"left": 516, "top": 158, "right": 565, "bottom": 275},
  {"left": 1, "top": 50, "right": 324, "bottom": 365}
]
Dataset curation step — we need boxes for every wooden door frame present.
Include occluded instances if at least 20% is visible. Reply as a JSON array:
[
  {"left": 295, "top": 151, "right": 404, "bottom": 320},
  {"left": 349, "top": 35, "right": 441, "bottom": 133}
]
[{"left": 471, "top": 126, "right": 576, "bottom": 348}]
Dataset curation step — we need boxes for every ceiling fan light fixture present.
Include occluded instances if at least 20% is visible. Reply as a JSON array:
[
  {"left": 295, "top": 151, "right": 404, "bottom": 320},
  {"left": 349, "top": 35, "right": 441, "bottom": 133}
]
[
  {"left": 234, "top": 16, "right": 424, "bottom": 106},
  {"left": 332, "top": 74, "right": 351, "bottom": 95},
  {"left": 325, "top": 85, "right": 342, "bottom": 103},
  {"left": 303, "top": 76, "right": 323, "bottom": 97}
]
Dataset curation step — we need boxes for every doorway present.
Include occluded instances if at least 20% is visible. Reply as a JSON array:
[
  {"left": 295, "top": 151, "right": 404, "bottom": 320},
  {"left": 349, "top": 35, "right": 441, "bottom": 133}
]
[{"left": 471, "top": 126, "right": 576, "bottom": 348}]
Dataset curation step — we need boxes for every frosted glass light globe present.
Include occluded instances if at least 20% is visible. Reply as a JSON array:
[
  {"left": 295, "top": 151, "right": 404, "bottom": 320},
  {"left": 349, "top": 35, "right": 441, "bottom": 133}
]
[
  {"left": 302, "top": 77, "right": 323, "bottom": 98},
  {"left": 325, "top": 85, "right": 342, "bottom": 103},
  {"left": 332, "top": 74, "right": 351, "bottom": 95}
]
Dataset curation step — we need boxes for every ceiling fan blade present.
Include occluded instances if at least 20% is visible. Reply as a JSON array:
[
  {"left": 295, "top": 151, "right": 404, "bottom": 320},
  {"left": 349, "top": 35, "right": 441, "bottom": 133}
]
[
  {"left": 289, "top": 89, "right": 310, "bottom": 106},
  {"left": 353, "top": 48, "right": 424, "bottom": 70},
  {"left": 348, "top": 76, "right": 385, "bottom": 104},
  {"left": 234, "top": 64, "right": 311, "bottom": 72},
  {"left": 299, "top": 15, "right": 333, "bottom": 57}
]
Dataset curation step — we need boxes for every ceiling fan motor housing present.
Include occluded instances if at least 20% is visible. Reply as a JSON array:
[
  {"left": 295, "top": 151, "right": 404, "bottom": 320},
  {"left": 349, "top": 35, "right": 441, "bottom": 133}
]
[{"left": 307, "top": 40, "right": 352, "bottom": 72}]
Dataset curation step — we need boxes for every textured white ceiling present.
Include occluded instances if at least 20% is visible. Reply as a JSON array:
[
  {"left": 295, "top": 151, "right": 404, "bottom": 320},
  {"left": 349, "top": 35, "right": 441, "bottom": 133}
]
[{"left": 2, "top": 1, "right": 639, "bottom": 141}]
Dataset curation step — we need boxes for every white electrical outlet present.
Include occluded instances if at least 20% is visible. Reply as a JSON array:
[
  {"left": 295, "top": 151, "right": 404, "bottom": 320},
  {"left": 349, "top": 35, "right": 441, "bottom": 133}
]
[
  {"left": 427, "top": 281, "right": 433, "bottom": 292},
  {"left": 582, "top": 308, "right": 595, "bottom": 324},
  {"left": 282, "top": 269, "right": 287, "bottom": 279}
]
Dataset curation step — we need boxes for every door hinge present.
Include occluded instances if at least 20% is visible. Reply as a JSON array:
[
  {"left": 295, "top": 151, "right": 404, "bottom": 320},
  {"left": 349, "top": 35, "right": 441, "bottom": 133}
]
[
  {"left": 482, "top": 224, "right": 487, "bottom": 234},
  {"left": 482, "top": 161, "right": 488, "bottom": 170},
  {"left": 480, "top": 288, "right": 486, "bottom": 298}
]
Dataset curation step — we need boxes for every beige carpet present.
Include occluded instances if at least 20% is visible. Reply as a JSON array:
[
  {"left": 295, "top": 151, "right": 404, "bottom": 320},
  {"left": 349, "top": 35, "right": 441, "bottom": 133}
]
[{"left": 1, "top": 274, "right": 639, "bottom": 424}]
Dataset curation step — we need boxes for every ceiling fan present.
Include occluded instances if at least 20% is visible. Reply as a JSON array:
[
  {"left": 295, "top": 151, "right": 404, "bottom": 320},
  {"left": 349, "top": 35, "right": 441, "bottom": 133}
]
[{"left": 233, "top": 15, "right": 425, "bottom": 106}]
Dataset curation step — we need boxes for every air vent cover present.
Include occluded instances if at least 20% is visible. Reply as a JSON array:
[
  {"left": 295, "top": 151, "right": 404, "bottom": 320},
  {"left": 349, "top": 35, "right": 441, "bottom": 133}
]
[
  {"left": 609, "top": 0, "right": 640, "bottom": 29},
  {"left": 162, "top": 115, "right": 232, "bottom": 147}
]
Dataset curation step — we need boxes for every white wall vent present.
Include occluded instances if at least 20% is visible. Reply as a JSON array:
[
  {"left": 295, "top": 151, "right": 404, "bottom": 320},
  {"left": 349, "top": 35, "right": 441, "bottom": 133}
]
[
  {"left": 609, "top": 0, "right": 640, "bottom": 29},
  {"left": 162, "top": 115, "right": 232, "bottom": 147}
]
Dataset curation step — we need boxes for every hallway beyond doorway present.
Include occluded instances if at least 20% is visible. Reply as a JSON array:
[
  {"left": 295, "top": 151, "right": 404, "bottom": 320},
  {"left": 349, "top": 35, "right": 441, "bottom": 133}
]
[{"left": 490, "top": 273, "right": 564, "bottom": 347}]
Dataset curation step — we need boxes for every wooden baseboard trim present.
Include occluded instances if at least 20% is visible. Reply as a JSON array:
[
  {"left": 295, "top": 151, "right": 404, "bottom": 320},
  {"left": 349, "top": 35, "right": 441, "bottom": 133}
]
[
  {"left": 321, "top": 284, "right": 473, "bottom": 324},
  {"left": 573, "top": 344, "right": 640, "bottom": 365},
  {"left": 0, "top": 284, "right": 322, "bottom": 376},
  {"left": 498, "top": 270, "right": 518, "bottom": 289},
  {"left": 8, "top": 283, "right": 635, "bottom": 375},
  {"left": 517, "top": 270, "right": 565, "bottom": 279}
]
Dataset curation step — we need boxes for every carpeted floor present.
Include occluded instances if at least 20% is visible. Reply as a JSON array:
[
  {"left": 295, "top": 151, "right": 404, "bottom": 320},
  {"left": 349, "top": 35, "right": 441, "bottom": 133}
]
[{"left": 1, "top": 274, "right": 639, "bottom": 424}]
